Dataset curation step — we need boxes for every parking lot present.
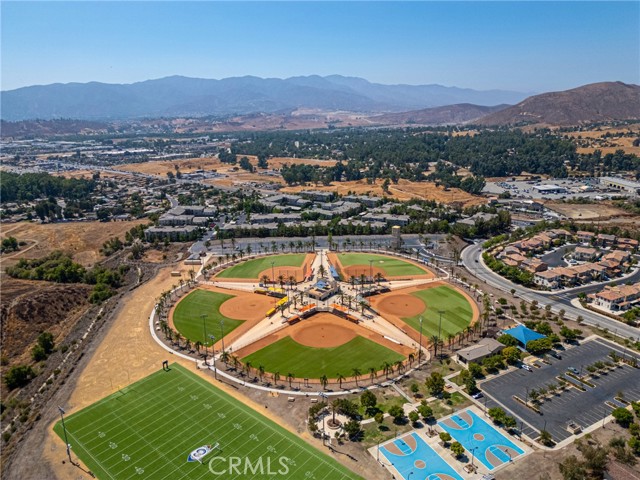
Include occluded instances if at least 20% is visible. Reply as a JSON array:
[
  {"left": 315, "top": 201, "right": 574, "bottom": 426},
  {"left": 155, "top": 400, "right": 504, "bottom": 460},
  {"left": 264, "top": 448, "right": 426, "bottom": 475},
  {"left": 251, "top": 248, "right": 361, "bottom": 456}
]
[
  {"left": 483, "top": 178, "right": 626, "bottom": 201},
  {"left": 479, "top": 338, "right": 640, "bottom": 443}
]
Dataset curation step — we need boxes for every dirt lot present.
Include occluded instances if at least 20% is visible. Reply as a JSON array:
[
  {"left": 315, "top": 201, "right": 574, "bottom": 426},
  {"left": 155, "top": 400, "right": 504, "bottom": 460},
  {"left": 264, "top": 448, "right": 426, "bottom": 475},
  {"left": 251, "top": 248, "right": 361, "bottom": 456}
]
[
  {"left": 0, "top": 220, "right": 148, "bottom": 269},
  {"left": 282, "top": 178, "right": 484, "bottom": 207},
  {"left": 544, "top": 202, "right": 634, "bottom": 220}
]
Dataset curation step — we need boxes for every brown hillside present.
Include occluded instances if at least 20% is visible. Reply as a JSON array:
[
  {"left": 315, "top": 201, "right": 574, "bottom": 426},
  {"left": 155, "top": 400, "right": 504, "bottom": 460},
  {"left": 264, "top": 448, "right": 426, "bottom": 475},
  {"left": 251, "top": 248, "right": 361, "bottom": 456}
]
[
  {"left": 371, "top": 103, "right": 508, "bottom": 125},
  {"left": 477, "top": 82, "right": 640, "bottom": 126}
]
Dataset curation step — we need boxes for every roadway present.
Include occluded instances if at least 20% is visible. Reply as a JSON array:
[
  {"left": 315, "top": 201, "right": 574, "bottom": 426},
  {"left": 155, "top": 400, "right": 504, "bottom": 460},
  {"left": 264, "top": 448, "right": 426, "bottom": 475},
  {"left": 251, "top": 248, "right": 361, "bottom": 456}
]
[{"left": 460, "top": 242, "right": 640, "bottom": 340}]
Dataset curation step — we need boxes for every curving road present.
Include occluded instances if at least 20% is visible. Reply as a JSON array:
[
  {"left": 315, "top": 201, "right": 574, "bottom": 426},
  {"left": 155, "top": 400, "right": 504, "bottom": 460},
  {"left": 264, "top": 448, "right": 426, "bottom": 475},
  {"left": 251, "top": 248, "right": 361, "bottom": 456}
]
[{"left": 461, "top": 242, "right": 640, "bottom": 340}]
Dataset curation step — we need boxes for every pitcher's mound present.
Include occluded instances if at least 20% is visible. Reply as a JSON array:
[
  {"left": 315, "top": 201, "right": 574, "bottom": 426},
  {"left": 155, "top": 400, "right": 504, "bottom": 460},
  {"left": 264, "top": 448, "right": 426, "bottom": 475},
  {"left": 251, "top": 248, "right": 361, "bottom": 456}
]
[
  {"left": 377, "top": 294, "right": 425, "bottom": 317},
  {"left": 290, "top": 313, "right": 357, "bottom": 348}
]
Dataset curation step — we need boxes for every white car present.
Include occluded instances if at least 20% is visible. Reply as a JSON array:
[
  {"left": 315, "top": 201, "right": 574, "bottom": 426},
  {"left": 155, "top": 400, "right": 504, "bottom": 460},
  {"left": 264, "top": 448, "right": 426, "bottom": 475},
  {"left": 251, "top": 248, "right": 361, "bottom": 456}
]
[{"left": 521, "top": 364, "right": 533, "bottom": 372}]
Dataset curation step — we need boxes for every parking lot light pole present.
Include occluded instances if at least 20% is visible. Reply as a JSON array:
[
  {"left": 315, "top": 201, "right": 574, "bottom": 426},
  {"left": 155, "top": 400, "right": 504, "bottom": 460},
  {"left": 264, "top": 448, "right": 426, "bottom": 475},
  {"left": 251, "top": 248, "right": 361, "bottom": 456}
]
[{"left": 220, "top": 319, "right": 225, "bottom": 356}]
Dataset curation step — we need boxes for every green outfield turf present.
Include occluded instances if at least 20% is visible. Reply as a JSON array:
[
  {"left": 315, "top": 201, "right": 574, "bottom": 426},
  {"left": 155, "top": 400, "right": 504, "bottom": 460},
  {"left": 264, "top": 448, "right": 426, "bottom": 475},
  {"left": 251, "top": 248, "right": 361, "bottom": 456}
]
[
  {"left": 54, "top": 364, "right": 359, "bottom": 480},
  {"left": 242, "top": 336, "right": 404, "bottom": 379},
  {"left": 336, "top": 253, "right": 426, "bottom": 276},
  {"left": 402, "top": 286, "right": 474, "bottom": 339},
  {"left": 216, "top": 254, "right": 307, "bottom": 279},
  {"left": 173, "top": 289, "right": 243, "bottom": 344}
]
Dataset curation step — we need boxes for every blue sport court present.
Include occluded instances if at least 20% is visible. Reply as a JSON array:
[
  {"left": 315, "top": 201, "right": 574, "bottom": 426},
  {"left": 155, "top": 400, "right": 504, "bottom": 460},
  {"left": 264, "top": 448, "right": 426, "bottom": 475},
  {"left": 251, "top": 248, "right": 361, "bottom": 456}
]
[
  {"left": 379, "top": 432, "right": 463, "bottom": 480},
  {"left": 438, "top": 409, "right": 524, "bottom": 471}
]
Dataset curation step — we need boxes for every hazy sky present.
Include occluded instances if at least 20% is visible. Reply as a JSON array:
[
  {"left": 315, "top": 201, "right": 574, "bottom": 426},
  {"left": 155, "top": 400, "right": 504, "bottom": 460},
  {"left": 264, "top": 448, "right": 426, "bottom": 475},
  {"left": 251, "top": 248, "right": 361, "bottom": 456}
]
[{"left": 2, "top": 1, "right": 639, "bottom": 92}]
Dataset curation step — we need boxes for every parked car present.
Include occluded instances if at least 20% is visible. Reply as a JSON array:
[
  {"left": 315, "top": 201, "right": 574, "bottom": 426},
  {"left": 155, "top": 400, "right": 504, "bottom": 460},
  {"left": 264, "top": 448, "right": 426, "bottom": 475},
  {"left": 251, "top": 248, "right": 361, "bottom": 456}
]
[
  {"left": 549, "top": 351, "right": 562, "bottom": 359},
  {"left": 522, "top": 364, "right": 533, "bottom": 372},
  {"left": 567, "top": 367, "right": 580, "bottom": 375},
  {"left": 472, "top": 392, "right": 484, "bottom": 399}
]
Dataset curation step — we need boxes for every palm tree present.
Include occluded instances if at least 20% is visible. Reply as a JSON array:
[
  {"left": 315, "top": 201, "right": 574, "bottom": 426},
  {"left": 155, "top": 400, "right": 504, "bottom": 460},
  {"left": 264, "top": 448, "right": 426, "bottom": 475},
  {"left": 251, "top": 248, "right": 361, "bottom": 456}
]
[
  {"left": 258, "top": 365, "right": 265, "bottom": 383},
  {"left": 408, "top": 353, "right": 415, "bottom": 368},
  {"left": 395, "top": 360, "right": 404, "bottom": 374},
  {"left": 352, "top": 368, "right": 361, "bottom": 387},
  {"left": 447, "top": 333, "right": 455, "bottom": 350},
  {"left": 331, "top": 399, "right": 341, "bottom": 423},
  {"left": 277, "top": 274, "right": 285, "bottom": 289},
  {"left": 375, "top": 272, "right": 383, "bottom": 285},
  {"left": 382, "top": 361, "right": 392, "bottom": 379},
  {"left": 430, "top": 335, "right": 439, "bottom": 359},
  {"left": 246, "top": 244, "right": 252, "bottom": 256},
  {"left": 369, "top": 367, "right": 377, "bottom": 385},
  {"left": 231, "top": 355, "right": 240, "bottom": 371},
  {"left": 288, "top": 275, "right": 296, "bottom": 290},
  {"left": 359, "top": 300, "right": 368, "bottom": 314},
  {"left": 318, "top": 264, "right": 326, "bottom": 278},
  {"left": 261, "top": 274, "right": 269, "bottom": 285},
  {"left": 337, "top": 373, "right": 346, "bottom": 389},
  {"left": 320, "top": 375, "right": 328, "bottom": 390},
  {"left": 279, "top": 243, "right": 286, "bottom": 253},
  {"left": 273, "top": 371, "right": 280, "bottom": 386},
  {"left": 220, "top": 351, "right": 229, "bottom": 365},
  {"left": 287, "top": 372, "right": 295, "bottom": 389},
  {"left": 185, "top": 338, "right": 192, "bottom": 352},
  {"left": 194, "top": 340, "right": 202, "bottom": 355},
  {"left": 244, "top": 361, "right": 252, "bottom": 378},
  {"left": 289, "top": 241, "right": 295, "bottom": 252}
]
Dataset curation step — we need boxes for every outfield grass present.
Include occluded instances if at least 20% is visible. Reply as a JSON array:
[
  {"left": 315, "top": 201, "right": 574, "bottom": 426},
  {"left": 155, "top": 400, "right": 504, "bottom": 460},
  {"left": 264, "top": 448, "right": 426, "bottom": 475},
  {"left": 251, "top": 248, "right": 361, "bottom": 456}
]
[
  {"left": 242, "top": 336, "right": 404, "bottom": 379},
  {"left": 173, "top": 290, "right": 243, "bottom": 344},
  {"left": 54, "top": 364, "right": 359, "bottom": 480},
  {"left": 216, "top": 254, "right": 307, "bottom": 279},
  {"left": 402, "top": 286, "right": 474, "bottom": 339},
  {"left": 336, "top": 253, "right": 425, "bottom": 276}
]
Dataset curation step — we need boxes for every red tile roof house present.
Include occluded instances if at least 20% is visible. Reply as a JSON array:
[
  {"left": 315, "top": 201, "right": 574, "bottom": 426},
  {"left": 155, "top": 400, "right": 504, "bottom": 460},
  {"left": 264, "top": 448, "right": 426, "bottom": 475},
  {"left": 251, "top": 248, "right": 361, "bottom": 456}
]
[
  {"left": 602, "top": 250, "right": 631, "bottom": 264},
  {"left": 577, "top": 231, "right": 595, "bottom": 244},
  {"left": 616, "top": 237, "right": 639, "bottom": 252},
  {"left": 522, "top": 258, "right": 548, "bottom": 273},
  {"left": 589, "top": 282, "right": 640, "bottom": 312},
  {"left": 534, "top": 270, "right": 561, "bottom": 289},
  {"left": 596, "top": 233, "right": 617, "bottom": 246},
  {"left": 573, "top": 246, "right": 599, "bottom": 262}
]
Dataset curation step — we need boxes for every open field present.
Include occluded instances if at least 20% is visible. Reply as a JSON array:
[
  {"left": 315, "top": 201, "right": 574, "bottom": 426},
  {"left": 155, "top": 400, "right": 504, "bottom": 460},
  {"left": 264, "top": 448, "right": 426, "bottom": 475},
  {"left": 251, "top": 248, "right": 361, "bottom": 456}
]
[
  {"left": 54, "top": 363, "right": 359, "bottom": 480},
  {"left": 241, "top": 335, "right": 404, "bottom": 380},
  {"left": 282, "top": 178, "right": 483, "bottom": 207},
  {"left": 0, "top": 220, "right": 148, "bottom": 269},
  {"left": 371, "top": 283, "right": 478, "bottom": 341},
  {"left": 331, "top": 252, "right": 429, "bottom": 278},
  {"left": 544, "top": 202, "right": 633, "bottom": 220},
  {"left": 215, "top": 254, "right": 310, "bottom": 280}
]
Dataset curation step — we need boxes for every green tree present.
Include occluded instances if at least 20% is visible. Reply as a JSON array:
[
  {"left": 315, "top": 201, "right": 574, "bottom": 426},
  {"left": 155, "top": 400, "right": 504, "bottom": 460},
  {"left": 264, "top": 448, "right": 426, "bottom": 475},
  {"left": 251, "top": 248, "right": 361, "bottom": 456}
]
[
  {"left": 425, "top": 372, "right": 445, "bottom": 396},
  {"left": 3, "top": 365, "right": 36, "bottom": 390},
  {"left": 417, "top": 403, "right": 433, "bottom": 422},
  {"left": 502, "top": 346, "right": 521, "bottom": 365},
  {"left": 343, "top": 419, "right": 361, "bottom": 440},
  {"left": 558, "top": 455, "right": 587, "bottom": 480},
  {"left": 439, "top": 432, "right": 452, "bottom": 445},
  {"left": 388, "top": 405, "right": 405, "bottom": 424},
  {"left": 409, "top": 410, "right": 420, "bottom": 426},
  {"left": 360, "top": 390, "right": 377, "bottom": 412},
  {"left": 468, "top": 362, "right": 483, "bottom": 378},
  {"left": 450, "top": 441, "right": 465, "bottom": 457},
  {"left": 612, "top": 407, "right": 634, "bottom": 427},
  {"left": 37, "top": 332, "right": 55, "bottom": 354}
]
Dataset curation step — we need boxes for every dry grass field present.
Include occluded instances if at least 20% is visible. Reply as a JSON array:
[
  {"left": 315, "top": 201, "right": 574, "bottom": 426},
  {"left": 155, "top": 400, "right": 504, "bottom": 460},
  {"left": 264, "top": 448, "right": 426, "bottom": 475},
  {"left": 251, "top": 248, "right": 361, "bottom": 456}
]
[
  {"left": 283, "top": 178, "right": 484, "bottom": 207},
  {"left": 563, "top": 125, "right": 640, "bottom": 155},
  {"left": 0, "top": 220, "right": 147, "bottom": 269}
]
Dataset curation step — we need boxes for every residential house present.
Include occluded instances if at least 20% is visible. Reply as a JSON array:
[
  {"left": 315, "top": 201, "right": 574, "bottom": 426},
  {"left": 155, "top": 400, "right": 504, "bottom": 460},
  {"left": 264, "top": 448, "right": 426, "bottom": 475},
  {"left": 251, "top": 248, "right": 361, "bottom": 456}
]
[
  {"left": 590, "top": 283, "right": 640, "bottom": 312},
  {"left": 534, "top": 270, "right": 561, "bottom": 289},
  {"left": 573, "top": 246, "right": 599, "bottom": 262},
  {"left": 577, "top": 231, "right": 595, "bottom": 244}
]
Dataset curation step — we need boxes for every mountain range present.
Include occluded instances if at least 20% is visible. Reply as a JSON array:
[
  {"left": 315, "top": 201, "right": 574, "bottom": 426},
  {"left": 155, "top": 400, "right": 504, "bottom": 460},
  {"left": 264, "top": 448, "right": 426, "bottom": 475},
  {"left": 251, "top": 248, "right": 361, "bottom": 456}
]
[{"left": 0, "top": 75, "right": 529, "bottom": 121}]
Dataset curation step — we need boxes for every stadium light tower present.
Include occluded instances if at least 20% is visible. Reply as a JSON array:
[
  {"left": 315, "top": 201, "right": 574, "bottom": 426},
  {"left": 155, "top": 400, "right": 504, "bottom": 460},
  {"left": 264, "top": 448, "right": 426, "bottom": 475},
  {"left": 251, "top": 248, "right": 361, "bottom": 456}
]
[
  {"left": 418, "top": 316, "right": 423, "bottom": 366},
  {"left": 209, "top": 334, "right": 217, "bottom": 379},
  {"left": 58, "top": 406, "right": 72, "bottom": 464},
  {"left": 201, "top": 314, "right": 208, "bottom": 362},
  {"left": 271, "top": 261, "right": 275, "bottom": 285},
  {"left": 220, "top": 319, "right": 225, "bottom": 356}
]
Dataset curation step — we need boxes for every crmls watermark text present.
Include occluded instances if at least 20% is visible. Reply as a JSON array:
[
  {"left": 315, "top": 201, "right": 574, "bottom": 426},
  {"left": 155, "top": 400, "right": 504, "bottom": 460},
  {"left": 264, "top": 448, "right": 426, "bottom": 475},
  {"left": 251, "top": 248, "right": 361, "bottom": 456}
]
[{"left": 208, "top": 456, "right": 291, "bottom": 476}]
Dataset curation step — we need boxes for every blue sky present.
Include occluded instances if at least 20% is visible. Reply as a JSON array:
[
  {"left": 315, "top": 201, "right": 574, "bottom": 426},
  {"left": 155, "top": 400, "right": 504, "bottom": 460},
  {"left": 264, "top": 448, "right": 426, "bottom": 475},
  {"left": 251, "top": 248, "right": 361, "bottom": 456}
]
[{"left": 1, "top": 1, "right": 638, "bottom": 92}]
